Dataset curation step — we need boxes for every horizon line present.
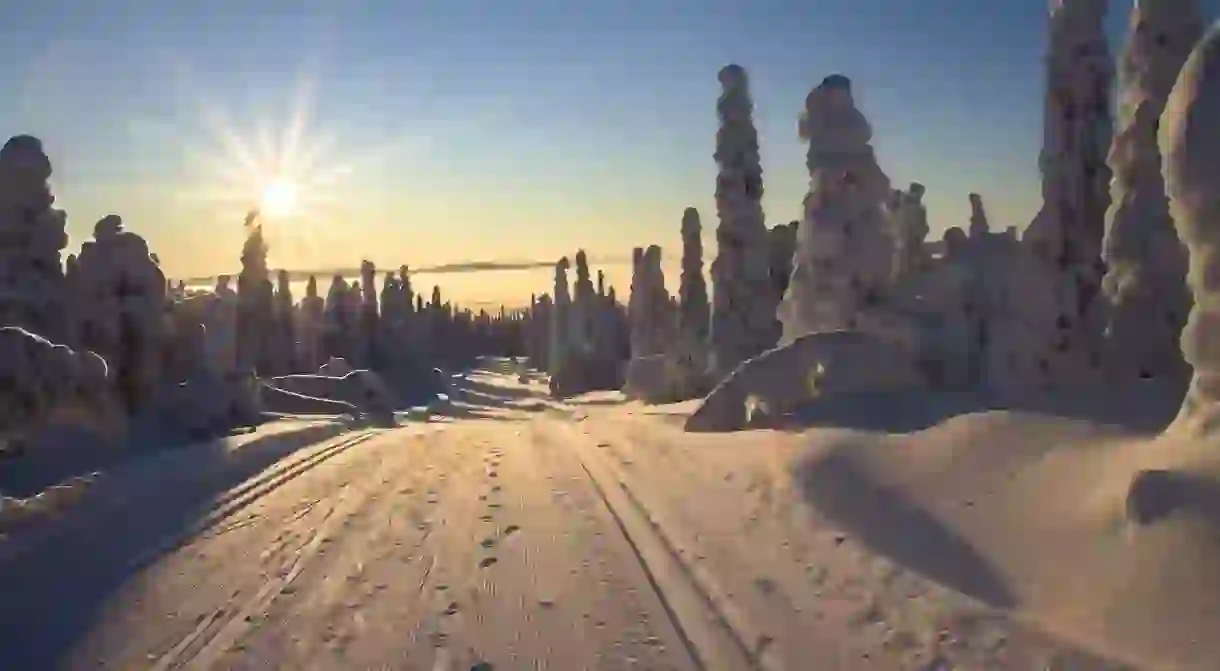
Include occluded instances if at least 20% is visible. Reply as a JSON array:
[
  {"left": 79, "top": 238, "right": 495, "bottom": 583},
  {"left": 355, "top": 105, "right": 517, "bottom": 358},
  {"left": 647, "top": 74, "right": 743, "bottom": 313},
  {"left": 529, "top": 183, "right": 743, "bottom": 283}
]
[{"left": 174, "top": 255, "right": 633, "bottom": 285}]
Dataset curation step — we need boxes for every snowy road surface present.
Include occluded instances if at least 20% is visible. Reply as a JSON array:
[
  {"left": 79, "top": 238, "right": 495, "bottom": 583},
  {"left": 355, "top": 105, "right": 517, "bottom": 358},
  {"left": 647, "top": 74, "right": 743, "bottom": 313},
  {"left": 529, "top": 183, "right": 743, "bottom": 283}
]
[
  {"left": 0, "top": 359, "right": 1131, "bottom": 670},
  {"left": 0, "top": 362, "right": 745, "bottom": 671}
]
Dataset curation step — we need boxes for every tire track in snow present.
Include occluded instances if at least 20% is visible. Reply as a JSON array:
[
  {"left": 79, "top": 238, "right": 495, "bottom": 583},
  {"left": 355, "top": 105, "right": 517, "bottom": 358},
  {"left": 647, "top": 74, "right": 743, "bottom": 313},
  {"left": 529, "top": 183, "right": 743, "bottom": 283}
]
[{"left": 553, "top": 418, "right": 773, "bottom": 671}]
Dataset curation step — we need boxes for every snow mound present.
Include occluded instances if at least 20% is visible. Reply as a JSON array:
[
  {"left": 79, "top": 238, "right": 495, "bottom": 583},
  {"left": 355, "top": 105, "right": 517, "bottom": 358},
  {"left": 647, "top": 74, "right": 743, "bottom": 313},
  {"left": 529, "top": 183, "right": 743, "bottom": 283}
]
[{"left": 686, "top": 330, "right": 925, "bottom": 432}]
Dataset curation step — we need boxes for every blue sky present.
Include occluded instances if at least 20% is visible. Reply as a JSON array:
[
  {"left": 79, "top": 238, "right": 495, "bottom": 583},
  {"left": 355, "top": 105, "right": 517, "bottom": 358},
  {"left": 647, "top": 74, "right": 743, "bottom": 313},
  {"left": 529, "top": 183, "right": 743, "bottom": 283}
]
[{"left": 0, "top": 0, "right": 1216, "bottom": 302}]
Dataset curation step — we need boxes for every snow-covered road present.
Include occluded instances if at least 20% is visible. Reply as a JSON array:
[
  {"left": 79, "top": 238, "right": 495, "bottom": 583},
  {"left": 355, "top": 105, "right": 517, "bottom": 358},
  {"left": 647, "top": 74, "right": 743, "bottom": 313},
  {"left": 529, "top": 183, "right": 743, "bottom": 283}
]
[
  {"left": 0, "top": 362, "right": 754, "bottom": 671},
  {"left": 0, "top": 359, "right": 1135, "bottom": 670}
]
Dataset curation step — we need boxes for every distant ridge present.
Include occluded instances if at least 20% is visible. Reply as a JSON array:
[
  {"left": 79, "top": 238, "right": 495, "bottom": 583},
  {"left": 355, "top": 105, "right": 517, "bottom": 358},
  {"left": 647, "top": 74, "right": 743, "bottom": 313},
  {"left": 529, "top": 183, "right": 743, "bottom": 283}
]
[{"left": 176, "top": 255, "right": 632, "bottom": 285}]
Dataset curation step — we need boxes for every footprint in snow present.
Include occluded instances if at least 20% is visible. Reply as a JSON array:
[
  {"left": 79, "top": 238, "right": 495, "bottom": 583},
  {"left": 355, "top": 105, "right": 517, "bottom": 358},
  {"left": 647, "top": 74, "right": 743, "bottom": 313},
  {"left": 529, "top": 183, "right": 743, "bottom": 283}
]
[{"left": 755, "top": 577, "right": 778, "bottom": 596}]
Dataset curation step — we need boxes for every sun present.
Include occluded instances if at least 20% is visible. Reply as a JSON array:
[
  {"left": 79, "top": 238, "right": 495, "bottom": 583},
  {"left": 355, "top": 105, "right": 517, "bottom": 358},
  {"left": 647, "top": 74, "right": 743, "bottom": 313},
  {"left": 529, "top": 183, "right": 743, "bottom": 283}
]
[
  {"left": 259, "top": 179, "right": 299, "bottom": 217},
  {"left": 165, "top": 66, "right": 468, "bottom": 245}
]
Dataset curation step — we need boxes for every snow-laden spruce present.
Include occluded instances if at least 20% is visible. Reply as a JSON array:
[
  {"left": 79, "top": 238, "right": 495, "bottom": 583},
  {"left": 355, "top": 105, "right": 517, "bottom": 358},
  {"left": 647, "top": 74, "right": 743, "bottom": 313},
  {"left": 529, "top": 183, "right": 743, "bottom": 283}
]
[
  {"left": 1100, "top": 0, "right": 1201, "bottom": 381},
  {"left": 779, "top": 74, "right": 894, "bottom": 344},
  {"left": 74, "top": 214, "right": 168, "bottom": 412},
  {"left": 678, "top": 207, "right": 710, "bottom": 344},
  {"left": 237, "top": 210, "right": 275, "bottom": 374},
  {"left": 571, "top": 249, "right": 597, "bottom": 355},
  {"left": 0, "top": 135, "right": 72, "bottom": 346},
  {"left": 629, "top": 245, "right": 671, "bottom": 359},
  {"left": 323, "top": 274, "right": 354, "bottom": 363},
  {"left": 1160, "top": 21, "right": 1220, "bottom": 433},
  {"left": 891, "top": 183, "right": 930, "bottom": 280},
  {"left": 709, "top": 64, "right": 778, "bottom": 378},
  {"left": 549, "top": 256, "right": 572, "bottom": 376},
  {"left": 298, "top": 275, "right": 324, "bottom": 371},
  {"left": 1022, "top": 0, "right": 1114, "bottom": 380},
  {"left": 1025, "top": 0, "right": 1113, "bottom": 268},
  {"left": 968, "top": 192, "right": 990, "bottom": 239}
]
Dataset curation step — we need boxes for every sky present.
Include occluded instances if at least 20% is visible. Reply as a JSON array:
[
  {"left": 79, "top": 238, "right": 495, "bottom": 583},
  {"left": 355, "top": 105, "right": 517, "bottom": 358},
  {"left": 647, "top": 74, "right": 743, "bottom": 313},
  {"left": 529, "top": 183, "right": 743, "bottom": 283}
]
[{"left": 1, "top": 0, "right": 1218, "bottom": 306}]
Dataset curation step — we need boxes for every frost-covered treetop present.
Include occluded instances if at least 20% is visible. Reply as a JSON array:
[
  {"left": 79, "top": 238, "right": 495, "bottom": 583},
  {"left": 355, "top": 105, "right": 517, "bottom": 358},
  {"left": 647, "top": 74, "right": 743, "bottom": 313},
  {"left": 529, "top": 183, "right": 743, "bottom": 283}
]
[
  {"left": 94, "top": 214, "right": 123, "bottom": 239},
  {"left": 717, "top": 64, "right": 748, "bottom": 91},
  {"left": 799, "top": 74, "right": 873, "bottom": 160},
  {"left": 715, "top": 63, "right": 762, "bottom": 185},
  {"left": 0, "top": 134, "right": 54, "bottom": 211},
  {"left": 1, "top": 134, "right": 50, "bottom": 178},
  {"left": 681, "top": 207, "right": 700, "bottom": 236}
]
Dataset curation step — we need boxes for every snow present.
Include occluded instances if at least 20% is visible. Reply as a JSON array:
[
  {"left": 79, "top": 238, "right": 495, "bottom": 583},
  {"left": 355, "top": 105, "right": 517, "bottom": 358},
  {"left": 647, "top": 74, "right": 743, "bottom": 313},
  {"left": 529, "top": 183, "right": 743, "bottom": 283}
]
[
  {"left": 1161, "top": 19, "right": 1220, "bottom": 435},
  {"left": 1099, "top": 0, "right": 1200, "bottom": 383},
  {"left": 0, "top": 360, "right": 1145, "bottom": 669},
  {"left": 2, "top": 3, "right": 1216, "bottom": 668},
  {"left": 709, "top": 64, "right": 778, "bottom": 379}
]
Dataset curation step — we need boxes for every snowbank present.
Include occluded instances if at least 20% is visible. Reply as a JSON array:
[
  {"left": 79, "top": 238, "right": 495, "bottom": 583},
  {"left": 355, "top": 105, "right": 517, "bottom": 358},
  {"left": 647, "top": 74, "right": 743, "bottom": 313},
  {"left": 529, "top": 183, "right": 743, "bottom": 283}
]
[
  {"left": 0, "top": 419, "right": 356, "bottom": 551},
  {"left": 567, "top": 401, "right": 1136, "bottom": 668}
]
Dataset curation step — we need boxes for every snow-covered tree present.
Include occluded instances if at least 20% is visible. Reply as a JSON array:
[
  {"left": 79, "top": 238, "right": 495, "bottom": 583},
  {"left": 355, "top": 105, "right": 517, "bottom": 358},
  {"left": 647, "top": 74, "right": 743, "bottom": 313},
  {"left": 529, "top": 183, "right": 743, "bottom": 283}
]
[
  {"left": 237, "top": 210, "right": 274, "bottom": 374},
  {"left": 1159, "top": 20, "right": 1220, "bottom": 432},
  {"left": 0, "top": 135, "right": 71, "bottom": 346},
  {"left": 549, "top": 257, "right": 571, "bottom": 373},
  {"left": 679, "top": 207, "right": 710, "bottom": 342},
  {"left": 1022, "top": 0, "right": 1114, "bottom": 378},
  {"left": 629, "top": 245, "right": 672, "bottom": 358},
  {"left": 1100, "top": 0, "right": 1201, "bottom": 381},
  {"left": 968, "top": 192, "right": 990, "bottom": 239},
  {"left": 571, "top": 250, "right": 597, "bottom": 354},
  {"left": 780, "top": 74, "right": 894, "bottom": 343},
  {"left": 709, "top": 64, "right": 778, "bottom": 378}
]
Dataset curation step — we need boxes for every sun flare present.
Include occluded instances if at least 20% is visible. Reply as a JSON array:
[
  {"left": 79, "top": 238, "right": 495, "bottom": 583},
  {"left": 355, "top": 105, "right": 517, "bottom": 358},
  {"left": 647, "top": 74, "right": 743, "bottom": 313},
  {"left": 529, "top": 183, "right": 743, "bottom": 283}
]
[
  {"left": 259, "top": 179, "right": 299, "bottom": 217},
  {"left": 163, "top": 65, "right": 456, "bottom": 265}
]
